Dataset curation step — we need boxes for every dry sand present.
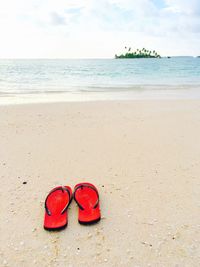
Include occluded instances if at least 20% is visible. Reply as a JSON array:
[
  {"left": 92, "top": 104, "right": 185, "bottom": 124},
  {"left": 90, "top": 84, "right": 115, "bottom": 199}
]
[{"left": 0, "top": 100, "right": 200, "bottom": 267}]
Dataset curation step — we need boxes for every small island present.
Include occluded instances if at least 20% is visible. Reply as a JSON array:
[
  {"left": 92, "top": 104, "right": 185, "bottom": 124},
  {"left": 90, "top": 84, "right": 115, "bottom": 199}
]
[{"left": 115, "top": 47, "right": 161, "bottom": 59}]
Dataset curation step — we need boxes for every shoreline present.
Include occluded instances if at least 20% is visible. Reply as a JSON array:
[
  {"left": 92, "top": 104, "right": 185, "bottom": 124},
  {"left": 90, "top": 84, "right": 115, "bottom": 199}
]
[
  {"left": 1, "top": 85, "right": 200, "bottom": 105},
  {"left": 1, "top": 100, "right": 200, "bottom": 266},
  {"left": 1, "top": 98, "right": 200, "bottom": 110}
]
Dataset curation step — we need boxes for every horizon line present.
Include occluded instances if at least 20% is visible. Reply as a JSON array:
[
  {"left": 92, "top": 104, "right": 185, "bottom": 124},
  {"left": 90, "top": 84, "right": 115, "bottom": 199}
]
[{"left": 0, "top": 55, "right": 199, "bottom": 60}]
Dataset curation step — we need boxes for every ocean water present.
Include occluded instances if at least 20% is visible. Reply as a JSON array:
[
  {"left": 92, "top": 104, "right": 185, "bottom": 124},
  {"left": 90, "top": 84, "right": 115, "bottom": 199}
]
[{"left": 0, "top": 57, "right": 200, "bottom": 104}]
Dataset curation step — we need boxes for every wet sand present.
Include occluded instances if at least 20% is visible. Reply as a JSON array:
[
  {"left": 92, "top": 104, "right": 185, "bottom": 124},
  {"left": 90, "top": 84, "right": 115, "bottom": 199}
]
[{"left": 0, "top": 100, "right": 200, "bottom": 266}]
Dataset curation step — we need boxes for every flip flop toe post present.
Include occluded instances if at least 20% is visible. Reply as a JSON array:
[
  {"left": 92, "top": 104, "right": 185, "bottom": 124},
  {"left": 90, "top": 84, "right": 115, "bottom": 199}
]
[
  {"left": 74, "top": 183, "right": 101, "bottom": 225},
  {"left": 44, "top": 186, "right": 72, "bottom": 230}
]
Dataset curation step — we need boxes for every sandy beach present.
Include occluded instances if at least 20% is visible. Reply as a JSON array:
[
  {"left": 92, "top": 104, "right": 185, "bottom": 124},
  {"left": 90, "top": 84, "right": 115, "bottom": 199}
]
[{"left": 0, "top": 100, "right": 200, "bottom": 267}]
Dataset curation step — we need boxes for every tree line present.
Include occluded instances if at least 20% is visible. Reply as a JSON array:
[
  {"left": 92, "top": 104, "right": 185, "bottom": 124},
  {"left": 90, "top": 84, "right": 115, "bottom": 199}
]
[{"left": 115, "top": 47, "right": 161, "bottom": 58}]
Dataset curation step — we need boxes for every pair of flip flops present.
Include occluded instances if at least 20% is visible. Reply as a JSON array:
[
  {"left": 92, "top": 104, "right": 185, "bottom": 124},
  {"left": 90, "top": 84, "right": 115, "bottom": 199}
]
[{"left": 44, "top": 183, "right": 101, "bottom": 230}]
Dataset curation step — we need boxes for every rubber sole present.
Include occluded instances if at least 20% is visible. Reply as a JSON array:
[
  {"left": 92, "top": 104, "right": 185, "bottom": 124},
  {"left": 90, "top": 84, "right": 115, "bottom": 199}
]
[
  {"left": 43, "top": 197, "right": 73, "bottom": 231},
  {"left": 44, "top": 223, "right": 68, "bottom": 231},
  {"left": 78, "top": 217, "right": 101, "bottom": 225}
]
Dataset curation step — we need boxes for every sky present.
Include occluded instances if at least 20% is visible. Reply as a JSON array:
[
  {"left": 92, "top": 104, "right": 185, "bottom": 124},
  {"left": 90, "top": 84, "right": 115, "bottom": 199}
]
[{"left": 0, "top": 0, "right": 200, "bottom": 58}]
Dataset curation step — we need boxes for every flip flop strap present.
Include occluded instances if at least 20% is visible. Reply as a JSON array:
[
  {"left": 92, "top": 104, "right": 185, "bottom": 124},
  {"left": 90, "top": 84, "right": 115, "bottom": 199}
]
[
  {"left": 45, "top": 186, "right": 71, "bottom": 216},
  {"left": 74, "top": 184, "right": 99, "bottom": 210}
]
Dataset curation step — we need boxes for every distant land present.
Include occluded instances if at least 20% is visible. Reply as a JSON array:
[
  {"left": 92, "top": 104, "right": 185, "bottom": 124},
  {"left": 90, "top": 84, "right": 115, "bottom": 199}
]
[{"left": 115, "top": 47, "right": 161, "bottom": 59}]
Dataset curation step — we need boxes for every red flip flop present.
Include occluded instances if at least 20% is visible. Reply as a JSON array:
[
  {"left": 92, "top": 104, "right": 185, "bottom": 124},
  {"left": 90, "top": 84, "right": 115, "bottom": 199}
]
[
  {"left": 44, "top": 186, "right": 72, "bottom": 230},
  {"left": 74, "top": 183, "right": 101, "bottom": 225}
]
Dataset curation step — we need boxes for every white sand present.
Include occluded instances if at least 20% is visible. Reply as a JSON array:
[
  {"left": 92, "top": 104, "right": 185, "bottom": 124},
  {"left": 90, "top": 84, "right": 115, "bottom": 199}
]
[{"left": 0, "top": 100, "right": 200, "bottom": 267}]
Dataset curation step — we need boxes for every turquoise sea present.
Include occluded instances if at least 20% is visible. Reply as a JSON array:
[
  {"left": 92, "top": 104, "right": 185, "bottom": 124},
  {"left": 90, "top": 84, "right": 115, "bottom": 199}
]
[{"left": 0, "top": 57, "right": 200, "bottom": 103}]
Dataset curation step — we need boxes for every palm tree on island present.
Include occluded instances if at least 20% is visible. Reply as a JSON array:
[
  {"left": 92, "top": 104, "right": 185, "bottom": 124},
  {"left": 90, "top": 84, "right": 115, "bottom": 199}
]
[{"left": 115, "top": 46, "right": 161, "bottom": 58}]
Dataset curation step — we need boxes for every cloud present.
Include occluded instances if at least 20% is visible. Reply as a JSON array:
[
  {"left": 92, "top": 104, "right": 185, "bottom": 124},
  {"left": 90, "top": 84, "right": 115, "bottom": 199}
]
[
  {"left": 50, "top": 12, "right": 66, "bottom": 25},
  {"left": 165, "top": 0, "right": 200, "bottom": 15},
  {"left": 0, "top": 0, "right": 200, "bottom": 57}
]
